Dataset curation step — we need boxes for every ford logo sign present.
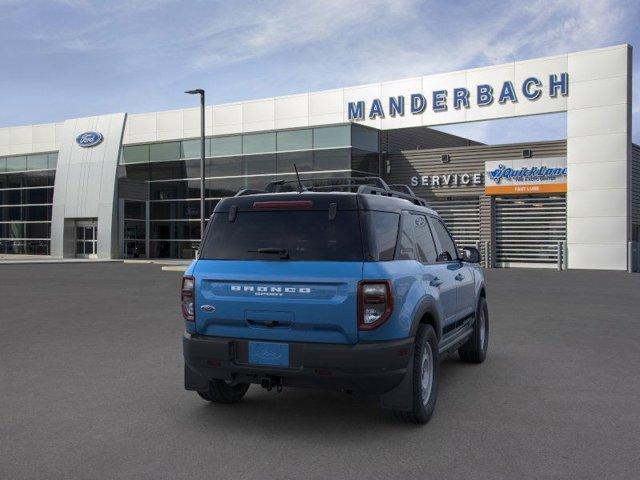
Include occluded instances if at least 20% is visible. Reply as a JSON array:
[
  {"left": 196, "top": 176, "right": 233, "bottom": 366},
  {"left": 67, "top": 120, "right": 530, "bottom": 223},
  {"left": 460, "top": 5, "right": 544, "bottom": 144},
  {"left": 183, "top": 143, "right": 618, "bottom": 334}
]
[{"left": 76, "top": 131, "right": 103, "bottom": 148}]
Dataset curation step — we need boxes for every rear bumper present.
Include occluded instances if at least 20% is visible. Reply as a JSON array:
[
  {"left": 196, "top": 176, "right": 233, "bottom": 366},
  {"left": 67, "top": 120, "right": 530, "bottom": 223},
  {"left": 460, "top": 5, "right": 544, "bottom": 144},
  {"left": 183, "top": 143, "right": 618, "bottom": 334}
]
[{"left": 183, "top": 332, "right": 413, "bottom": 395}]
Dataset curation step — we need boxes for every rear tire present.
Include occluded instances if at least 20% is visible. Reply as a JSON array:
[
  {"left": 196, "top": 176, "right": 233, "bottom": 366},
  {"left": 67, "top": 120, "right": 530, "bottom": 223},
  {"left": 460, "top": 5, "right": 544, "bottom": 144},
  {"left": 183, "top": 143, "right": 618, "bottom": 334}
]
[
  {"left": 392, "top": 324, "right": 439, "bottom": 424},
  {"left": 458, "top": 296, "right": 489, "bottom": 364},
  {"left": 197, "top": 380, "right": 250, "bottom": 404}
]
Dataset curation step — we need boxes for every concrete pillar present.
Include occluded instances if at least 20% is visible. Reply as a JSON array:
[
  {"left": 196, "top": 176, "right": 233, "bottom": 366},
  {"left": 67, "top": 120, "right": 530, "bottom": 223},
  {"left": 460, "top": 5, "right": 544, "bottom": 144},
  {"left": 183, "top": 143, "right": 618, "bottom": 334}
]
[{"left": 566, "top": 45, "right": 632, "bottom": 270}]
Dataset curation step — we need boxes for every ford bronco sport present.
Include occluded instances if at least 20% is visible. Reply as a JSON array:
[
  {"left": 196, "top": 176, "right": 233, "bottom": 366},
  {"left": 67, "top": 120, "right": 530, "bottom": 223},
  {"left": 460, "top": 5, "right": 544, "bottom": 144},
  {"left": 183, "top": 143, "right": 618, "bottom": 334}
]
[{"left": 182, "top": 177, "right": 488, "bottom": 424}]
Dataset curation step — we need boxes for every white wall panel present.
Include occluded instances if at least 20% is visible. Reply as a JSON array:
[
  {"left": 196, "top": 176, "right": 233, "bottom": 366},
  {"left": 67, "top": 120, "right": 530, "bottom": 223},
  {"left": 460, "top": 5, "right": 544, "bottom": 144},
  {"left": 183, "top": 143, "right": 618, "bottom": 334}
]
[
  {"left": 9, "top": 144, "right": 33, "bottom": 155},
  {"left": 567, "top": 189, "right": 627, "bottom": 218},
  {"left": 567, "top": 104, "right": 628, "bottom": 138},
  {"left": 567, "top": 132, "right": 628, "bottom": 164},
  {"left": 32, "top": 124, "right": 56, "bottom": 144},
  {"left": 54, "top": 123, "right": 64, "bottom": 147},
  {"left": 309, "top": 89, "right": 343, "bottom": 116},
  {"left": 156, "top": 110, "right": 183, "bottom": 133},
  {"left": 275, "top": 116, "right": 309, "bottom": 130},
  {"left": 127, "top": 133, "right": 157, "bottom": 144},
  {"left": 567, "top": 76, "right": 628, "bottom": 110},
  {"left": 275, "top": 95, "right": 308, "bottom": 120},
  {"left": 10, "top": 126, "right": 33, "bottom": 145},
  {"left": 182, "top": 106, "right": 214, "bottom": 137},
  {"left": 308, "top": 112, "right": 344, "bottom": 127},
  {"left": 32, "top": 142, "right": 57, "bottom": 153},
  {"left": 127, "top": 113, "right": 156, "bottom": 135},
  {"left": 567, "top": 160, "right": 627, "bottom": 191},
  {"left": 212, "top": 104, "right": 241, "bottom": 135},
  {"left": 157, "top": 131, "right": 181, "bottom": 141},
  {"left": 567, "top": 216, "right": 626, "bottom": 244},
  {"left": 242, "top": 99, "right": 275, "bottom": 132},
  {"left": 568, "top": 243, "right": 628, "bottom": 270},
  {"left": 568, "top": 46, "right": 629, "bottom": 82},
  {"left": 0, "top": 128, "right": 10, "bottom": 146},
  {"left": 0, "top": 129, "right": 9, "bottom": 156},
  {"left": 243, "top": 99, "right": 275, "bottom": 123},
  {"left": 183, "top": 106, "right": 201, "bottom": 131},
  {"left": 30, "top": 122, "right": 60, "bottom": 152}
]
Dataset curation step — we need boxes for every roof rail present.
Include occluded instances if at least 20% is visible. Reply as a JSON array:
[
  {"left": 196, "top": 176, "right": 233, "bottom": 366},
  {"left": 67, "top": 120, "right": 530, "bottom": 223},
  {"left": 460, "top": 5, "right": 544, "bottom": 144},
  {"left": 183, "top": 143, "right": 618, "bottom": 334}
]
[
  {"left": 387, "top": 184, "right": 417, "bottom": 196},
  {"left": 356, "top": 185, "right": 428, "bottom": 207},
  {"left": 234, "top": 189, "right": 266, "bottom": 197},
  {"left": 242, "top": 176, "right": 427, "bottom": 207}
]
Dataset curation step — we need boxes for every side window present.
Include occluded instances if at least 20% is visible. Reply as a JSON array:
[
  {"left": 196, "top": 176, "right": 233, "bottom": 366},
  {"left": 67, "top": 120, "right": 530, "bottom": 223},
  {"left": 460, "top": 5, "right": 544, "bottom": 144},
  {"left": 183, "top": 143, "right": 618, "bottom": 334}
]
[
  {"left": 396, "top": 213, "right": 417, "bottom": 260},
  {"left": 365, "top": 211, "right": 400, "bottom": 261},
  {"left": 428, "top": 217, "right": 458, "bottom": 262},
  {"left": 412, "top": 214, "right": 438, "bottom": 263}
]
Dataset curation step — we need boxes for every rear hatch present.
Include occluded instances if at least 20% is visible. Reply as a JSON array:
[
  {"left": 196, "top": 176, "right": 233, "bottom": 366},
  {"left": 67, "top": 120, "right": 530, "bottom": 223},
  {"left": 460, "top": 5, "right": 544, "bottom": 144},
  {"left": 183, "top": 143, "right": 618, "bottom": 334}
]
[{"left": 194, "top": 194, "right": 364, "bottom": 344}]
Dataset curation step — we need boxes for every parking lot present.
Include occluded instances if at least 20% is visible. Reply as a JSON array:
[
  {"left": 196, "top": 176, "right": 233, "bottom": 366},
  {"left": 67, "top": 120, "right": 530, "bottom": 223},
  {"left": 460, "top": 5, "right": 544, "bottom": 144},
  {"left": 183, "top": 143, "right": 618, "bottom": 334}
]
[{"left": 1, "top": 263, "right": 639, "bottom": 479}]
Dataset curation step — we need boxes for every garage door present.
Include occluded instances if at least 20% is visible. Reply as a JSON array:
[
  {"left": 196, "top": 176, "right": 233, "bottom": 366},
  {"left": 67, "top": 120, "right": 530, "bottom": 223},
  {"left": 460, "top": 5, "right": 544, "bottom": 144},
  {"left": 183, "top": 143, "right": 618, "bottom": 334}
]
[
  {"left": 428, "top": 197, "right": 480, "bottom": 249},
  {"left": 495, "top": 195, "right": 566, "bottom": 267}
]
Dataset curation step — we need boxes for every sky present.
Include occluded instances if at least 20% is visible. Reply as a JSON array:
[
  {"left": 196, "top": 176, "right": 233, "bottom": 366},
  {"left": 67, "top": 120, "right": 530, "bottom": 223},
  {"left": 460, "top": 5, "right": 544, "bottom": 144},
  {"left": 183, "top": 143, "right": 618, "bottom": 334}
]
[{"left": 0, "top": 0, "right": 638, "bottom": 144}]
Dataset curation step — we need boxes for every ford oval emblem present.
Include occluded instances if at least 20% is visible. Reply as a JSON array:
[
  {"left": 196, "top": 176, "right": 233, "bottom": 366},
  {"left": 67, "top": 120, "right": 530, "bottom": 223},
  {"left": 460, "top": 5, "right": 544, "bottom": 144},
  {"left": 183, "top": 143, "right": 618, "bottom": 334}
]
[{"left": 76, "top": 131, "right": 103, "bottom": 148}]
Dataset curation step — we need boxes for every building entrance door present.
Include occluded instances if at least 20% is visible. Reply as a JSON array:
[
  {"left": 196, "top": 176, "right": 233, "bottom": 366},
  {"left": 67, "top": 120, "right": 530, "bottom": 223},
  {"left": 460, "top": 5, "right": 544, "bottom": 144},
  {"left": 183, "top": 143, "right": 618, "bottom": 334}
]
[{"left": 76, "top": 220, "right": 98, "bottom": 258}]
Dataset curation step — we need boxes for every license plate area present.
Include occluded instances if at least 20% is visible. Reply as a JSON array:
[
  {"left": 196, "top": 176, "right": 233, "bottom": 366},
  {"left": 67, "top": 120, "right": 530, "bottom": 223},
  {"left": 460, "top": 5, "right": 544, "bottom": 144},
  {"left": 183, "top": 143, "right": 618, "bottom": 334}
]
[{"left": 248, "top": 341, "right": 290, "bottom": 367}]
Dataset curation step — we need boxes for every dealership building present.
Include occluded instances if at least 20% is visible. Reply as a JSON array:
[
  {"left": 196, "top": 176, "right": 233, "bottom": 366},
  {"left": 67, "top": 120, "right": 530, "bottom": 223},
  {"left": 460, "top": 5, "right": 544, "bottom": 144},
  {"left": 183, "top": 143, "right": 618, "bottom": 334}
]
[{"left": 0, "top": 44, "right": 638, "bottom": 271}]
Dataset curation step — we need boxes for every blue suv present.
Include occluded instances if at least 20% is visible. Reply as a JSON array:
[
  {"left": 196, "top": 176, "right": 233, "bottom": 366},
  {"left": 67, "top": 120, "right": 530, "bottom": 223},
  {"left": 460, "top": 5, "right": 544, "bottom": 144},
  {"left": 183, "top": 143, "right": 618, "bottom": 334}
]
[{"left": 182, "top": 177, "right": 488, "bottom": 424}]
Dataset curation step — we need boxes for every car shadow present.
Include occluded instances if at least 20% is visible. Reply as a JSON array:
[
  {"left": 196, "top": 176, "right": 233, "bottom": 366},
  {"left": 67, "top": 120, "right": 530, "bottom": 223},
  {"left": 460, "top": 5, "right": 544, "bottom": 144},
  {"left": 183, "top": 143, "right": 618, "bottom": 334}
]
[{"left": 181, "top": 355, "right": 468, "bottom": 435}]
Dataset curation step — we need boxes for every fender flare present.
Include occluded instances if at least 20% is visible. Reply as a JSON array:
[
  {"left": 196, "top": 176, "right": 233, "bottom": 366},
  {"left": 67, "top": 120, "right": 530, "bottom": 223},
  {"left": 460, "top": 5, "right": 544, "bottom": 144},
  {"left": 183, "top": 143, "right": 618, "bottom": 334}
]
[
  {"left": 477, "top": 279, "right": 487, "bottom": 299},
  {"left": 409, "top": 296, "right": 443, "bottom": 340},
  {"left": 381, "top": 297, "right": 443, "bottom": 413}
]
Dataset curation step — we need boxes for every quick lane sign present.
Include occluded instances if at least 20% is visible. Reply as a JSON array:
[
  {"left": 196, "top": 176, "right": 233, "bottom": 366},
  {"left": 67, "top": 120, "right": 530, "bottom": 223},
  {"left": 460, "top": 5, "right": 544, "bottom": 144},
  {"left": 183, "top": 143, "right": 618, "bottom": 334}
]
[
  {"left": 485, "top": 157, "right": 567, "bottom": 195},
  {"left": 348, "top": 73, "right": 569, "bottom": 120}
]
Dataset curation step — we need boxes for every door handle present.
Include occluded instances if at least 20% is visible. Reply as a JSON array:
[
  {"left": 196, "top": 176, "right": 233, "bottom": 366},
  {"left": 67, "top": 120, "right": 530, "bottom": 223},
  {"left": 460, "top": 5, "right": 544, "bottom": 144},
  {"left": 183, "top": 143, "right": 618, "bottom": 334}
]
[
  {"left": 429, "top": 277, "right": 443, "bottom": 287},
  {"left": 455, "top": 273, "right": 464, "bottom": 281}
]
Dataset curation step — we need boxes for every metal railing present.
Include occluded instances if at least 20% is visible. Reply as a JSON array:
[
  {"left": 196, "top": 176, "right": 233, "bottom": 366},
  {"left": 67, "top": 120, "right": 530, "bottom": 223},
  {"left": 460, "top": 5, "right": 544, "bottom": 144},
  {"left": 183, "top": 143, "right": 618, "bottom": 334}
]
[
  {"left": 476, "top": 240, "right": 491, "bottom": 269},
  {"left": 629, "top": 241, "right": 639, "bottom": 273}
]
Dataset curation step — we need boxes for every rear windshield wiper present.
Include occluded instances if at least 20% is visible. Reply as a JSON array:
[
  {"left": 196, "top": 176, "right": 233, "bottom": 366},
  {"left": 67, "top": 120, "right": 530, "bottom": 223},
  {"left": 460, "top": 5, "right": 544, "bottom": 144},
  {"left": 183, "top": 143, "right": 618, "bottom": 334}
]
[{"left": 248, "top": 247, "right": 290, "bottom": 259}]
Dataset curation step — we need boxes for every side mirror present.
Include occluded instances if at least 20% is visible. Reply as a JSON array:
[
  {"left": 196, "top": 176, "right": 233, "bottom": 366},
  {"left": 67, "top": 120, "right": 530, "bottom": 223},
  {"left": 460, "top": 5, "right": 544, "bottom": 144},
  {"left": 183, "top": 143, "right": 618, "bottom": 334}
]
[
  {"left": 462, "top": 247, "right": 481, "bottom": 264},
  {"left": 436, "top": 251, "right": 452, "bottom": 262}
]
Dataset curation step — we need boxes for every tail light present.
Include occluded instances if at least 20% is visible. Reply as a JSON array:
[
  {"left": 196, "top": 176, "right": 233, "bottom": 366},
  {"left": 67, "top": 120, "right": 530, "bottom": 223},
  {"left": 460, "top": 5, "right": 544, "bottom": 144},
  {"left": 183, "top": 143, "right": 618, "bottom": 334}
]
[
  {"left": 181, "top": 276, "right": 195, "bottom": 321},
  {"left": 358, "top": 280, "right": 393, "bottom": 330}
]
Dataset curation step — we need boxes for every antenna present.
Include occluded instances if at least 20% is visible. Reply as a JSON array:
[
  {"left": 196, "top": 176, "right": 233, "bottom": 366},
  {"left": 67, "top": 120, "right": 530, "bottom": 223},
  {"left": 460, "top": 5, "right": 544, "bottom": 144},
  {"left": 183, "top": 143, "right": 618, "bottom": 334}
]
[{"left": 293, "top": 164, "right": 306, "bottom": 193}]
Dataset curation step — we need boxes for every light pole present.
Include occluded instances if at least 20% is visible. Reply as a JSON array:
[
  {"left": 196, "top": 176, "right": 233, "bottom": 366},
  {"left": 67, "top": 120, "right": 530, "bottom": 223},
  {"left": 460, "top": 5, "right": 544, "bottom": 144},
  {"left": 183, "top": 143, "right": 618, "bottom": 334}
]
[{"left": 185, "top": 89, "right": 206, "bottom": 247}]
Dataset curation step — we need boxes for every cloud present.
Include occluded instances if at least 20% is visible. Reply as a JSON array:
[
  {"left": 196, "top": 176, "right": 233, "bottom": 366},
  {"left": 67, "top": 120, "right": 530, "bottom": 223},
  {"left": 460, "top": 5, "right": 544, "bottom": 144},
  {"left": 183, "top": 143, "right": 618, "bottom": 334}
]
[
  {"left": 188, "top": 0, "right": 417, "bottom": 70},
  {"left": 1, "top": 0, "right": 638, "bottom": 141}
]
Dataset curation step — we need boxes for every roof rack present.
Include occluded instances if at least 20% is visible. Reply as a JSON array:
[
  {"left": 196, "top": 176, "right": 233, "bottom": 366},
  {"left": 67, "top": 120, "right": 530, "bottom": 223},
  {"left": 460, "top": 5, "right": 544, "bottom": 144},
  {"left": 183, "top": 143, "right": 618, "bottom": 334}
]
[
  {"left": 355, "top": 185, "right": 428, "bottom": 207},
  {"left": 235, "top": 176, "right": 427, "bottom": 207},
  {"left": 387, "top": 184, "right": 417, "bottom": 196}
]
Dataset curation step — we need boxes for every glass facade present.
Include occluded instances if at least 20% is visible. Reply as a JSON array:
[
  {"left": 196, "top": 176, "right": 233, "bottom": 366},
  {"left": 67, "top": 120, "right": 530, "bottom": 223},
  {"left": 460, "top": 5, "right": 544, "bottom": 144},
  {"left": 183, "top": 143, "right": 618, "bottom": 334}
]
[
  {"left": 0, "top": 152, "right": 57, "bottom": 255},
  {"left": 119, "top": 124, "right": 380, "bottom": 259}
]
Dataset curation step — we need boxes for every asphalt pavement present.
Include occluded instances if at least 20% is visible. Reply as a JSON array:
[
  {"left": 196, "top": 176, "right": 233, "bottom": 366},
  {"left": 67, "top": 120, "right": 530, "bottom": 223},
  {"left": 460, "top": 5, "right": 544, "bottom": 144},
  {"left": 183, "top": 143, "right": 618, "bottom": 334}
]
[{"left": 1, "top": 263, "right": 639, "bottom": 479}]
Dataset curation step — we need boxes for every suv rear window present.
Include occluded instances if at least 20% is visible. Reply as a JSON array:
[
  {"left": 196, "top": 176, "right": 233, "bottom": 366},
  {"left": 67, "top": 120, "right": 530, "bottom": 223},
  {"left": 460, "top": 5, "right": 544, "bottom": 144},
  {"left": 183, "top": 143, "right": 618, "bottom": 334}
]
[{"left": 200, "top": 210, "right": 363, "bottom": 261}]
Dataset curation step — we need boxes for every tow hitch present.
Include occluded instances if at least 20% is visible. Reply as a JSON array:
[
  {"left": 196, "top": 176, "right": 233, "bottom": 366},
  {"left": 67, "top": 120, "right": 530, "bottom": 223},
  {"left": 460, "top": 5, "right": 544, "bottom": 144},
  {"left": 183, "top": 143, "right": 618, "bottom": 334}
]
[{"left": 260, "top": 376, "right": 283, "bottom": 392}]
